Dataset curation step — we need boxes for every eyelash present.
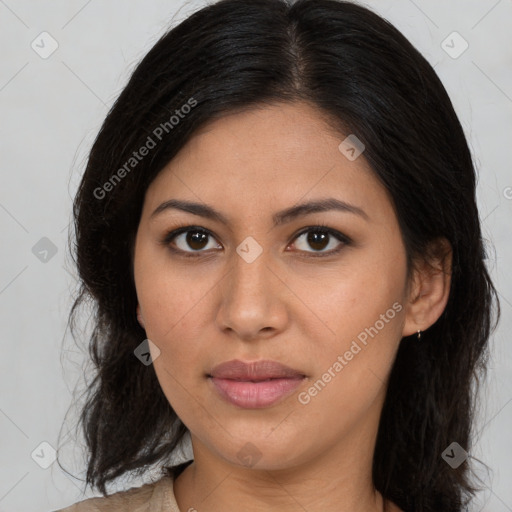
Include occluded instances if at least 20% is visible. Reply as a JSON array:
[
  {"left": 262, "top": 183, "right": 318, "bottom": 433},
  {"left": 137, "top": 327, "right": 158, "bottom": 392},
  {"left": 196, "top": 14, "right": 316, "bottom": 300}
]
[{"left": 161, "top": 222, "right": 352, "bottom": 259}]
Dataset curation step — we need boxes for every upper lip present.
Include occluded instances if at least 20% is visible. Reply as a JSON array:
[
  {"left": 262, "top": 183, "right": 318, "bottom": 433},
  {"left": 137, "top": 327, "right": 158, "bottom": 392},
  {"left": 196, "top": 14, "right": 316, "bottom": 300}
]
[{"left": 208, "top": 359, "right": 306, "bottom": 380}]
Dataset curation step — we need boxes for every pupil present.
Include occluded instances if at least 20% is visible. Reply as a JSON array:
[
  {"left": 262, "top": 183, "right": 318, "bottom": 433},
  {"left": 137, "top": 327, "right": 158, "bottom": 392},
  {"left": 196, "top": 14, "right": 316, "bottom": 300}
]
[
  {"left": 187, "top": 231, "right": 207, "bottom": 250},
  {"left": 308, "top": 231, "right": 328, "bottom": 251}
]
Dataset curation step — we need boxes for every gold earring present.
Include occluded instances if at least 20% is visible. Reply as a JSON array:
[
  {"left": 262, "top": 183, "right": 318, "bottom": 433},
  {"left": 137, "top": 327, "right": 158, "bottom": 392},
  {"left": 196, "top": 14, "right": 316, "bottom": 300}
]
[{"left": 417, "top": 329, "right": 421, "bottom": 341}]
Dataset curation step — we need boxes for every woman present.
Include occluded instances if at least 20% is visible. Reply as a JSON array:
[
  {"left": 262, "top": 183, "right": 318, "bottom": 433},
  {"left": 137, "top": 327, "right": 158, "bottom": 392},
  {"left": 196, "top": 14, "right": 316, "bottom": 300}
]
[{"left": 55, "top": 0, "right": 500, "bottom": 510}]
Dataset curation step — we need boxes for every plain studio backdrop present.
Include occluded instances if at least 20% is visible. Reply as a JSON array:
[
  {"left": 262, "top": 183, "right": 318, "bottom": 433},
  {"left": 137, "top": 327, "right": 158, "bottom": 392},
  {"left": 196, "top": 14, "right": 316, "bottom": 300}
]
[{"left": 0, "top": 1, "right": 511, "bottom": 511}]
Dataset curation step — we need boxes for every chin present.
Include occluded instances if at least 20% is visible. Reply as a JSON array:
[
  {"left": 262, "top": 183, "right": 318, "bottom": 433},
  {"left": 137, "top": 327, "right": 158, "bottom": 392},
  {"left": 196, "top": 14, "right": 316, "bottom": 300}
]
[{"left": 213, "top": 432, "right": 308, "bottom": 472}]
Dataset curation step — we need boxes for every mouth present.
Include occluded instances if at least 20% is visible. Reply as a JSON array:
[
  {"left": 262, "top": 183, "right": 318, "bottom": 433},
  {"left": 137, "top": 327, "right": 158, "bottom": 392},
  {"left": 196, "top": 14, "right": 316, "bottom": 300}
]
[{"left": 207, "top": 359, "right": 306, "bottom": 409}]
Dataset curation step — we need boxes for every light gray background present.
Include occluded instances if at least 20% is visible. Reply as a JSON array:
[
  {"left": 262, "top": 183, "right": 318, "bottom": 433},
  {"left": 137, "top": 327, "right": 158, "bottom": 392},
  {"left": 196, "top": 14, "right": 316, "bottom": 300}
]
[{"left": 0, "top": 1, "right": 511, "bottom": 511}]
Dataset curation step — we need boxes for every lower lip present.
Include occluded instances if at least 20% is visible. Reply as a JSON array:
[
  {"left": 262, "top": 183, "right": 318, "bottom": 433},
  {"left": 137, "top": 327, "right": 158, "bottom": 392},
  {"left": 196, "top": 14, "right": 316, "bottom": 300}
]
[{"left": 209, "top": 376, "right": 305, "bottom": 408}]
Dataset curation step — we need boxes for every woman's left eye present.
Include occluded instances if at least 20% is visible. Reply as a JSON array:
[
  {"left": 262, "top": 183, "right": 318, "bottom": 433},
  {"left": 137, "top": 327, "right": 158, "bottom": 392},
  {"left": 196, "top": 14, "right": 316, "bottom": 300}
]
[
  {"left": 291, "top": 227, "right": 350, "bottom": 256},
  {"left": 162, "top": 225, "right": 351, "bottom": 258}
]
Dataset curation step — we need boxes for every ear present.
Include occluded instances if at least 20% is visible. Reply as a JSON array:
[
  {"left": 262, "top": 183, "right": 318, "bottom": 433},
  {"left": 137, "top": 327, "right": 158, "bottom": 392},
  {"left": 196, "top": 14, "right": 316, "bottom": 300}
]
[
  {"left": 136, "top": 304, "right": 145, "bottom": 329},
  {"left": 402, "top": 237, "right": 452, "bottom": 337}
]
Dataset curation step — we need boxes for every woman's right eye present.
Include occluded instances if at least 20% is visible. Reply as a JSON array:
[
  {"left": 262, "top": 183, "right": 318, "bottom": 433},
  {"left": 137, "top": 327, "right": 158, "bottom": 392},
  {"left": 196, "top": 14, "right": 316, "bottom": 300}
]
[{"left": 162, "top": 226, "right": 221, "bottom": 257}]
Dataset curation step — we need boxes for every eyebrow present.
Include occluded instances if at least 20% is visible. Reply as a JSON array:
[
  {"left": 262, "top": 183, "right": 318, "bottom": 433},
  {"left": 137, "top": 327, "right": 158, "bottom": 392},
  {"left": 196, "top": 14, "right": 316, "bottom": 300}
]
[{"left": 150, "top": 197, "right": 369, "bottom": 226}]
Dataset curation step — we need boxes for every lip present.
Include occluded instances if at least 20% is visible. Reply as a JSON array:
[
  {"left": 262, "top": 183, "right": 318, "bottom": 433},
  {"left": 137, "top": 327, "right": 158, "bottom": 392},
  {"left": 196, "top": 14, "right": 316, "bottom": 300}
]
[
  {"left": 209, "top": 359, "right": 305, "bottom": 380},
  {"left": 208, "top": 359, "right": 306, "bottom": 409}
]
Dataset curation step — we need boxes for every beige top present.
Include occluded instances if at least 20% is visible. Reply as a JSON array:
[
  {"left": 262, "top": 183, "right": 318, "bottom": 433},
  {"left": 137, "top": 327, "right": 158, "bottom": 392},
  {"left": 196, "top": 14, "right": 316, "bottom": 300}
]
[{"left": 54, "top": 474, "right": 181, "bottom": 512}]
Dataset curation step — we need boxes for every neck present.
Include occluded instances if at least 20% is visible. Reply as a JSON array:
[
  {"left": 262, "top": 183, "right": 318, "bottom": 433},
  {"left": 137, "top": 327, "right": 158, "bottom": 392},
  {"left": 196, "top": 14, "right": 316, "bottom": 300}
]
[
  {"left": 173, "top": 407, "right": 392, "bottom": 512},
  {"left": 176, "top": 465, "right": 385, "bottom": 512}
]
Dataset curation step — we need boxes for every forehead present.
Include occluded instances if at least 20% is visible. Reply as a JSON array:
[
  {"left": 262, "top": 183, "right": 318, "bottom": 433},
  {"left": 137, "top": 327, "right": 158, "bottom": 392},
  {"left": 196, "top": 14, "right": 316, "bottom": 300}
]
[{"left": 142, "top": 101, "right": 394, "bottom": 226}]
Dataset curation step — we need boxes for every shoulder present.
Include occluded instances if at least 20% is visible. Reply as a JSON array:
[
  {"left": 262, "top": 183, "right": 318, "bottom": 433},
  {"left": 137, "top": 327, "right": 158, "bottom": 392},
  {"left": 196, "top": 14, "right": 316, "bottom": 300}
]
[{"left": 53, "top": 475, "right": 177, "bottom": 512}]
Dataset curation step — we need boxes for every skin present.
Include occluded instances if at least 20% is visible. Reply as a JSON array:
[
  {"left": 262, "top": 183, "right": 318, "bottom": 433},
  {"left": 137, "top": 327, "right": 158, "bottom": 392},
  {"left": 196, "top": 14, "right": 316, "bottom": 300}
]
[{"left": 133, "top": 101, "right": 452, "bottom": 512}]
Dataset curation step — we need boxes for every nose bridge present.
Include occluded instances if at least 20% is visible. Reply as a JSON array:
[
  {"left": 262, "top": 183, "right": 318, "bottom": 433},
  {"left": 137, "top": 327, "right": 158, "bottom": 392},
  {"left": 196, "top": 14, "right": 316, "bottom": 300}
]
[
  {"left": 216, "top": 243, "right": 287, "bottom": 337},
  {"left": 230, "top": 245, "right": 269, "bottom": 298}
]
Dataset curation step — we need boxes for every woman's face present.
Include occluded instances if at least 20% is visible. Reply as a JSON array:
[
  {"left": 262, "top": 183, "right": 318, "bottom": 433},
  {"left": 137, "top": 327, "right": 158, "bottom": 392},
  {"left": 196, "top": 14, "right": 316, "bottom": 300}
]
[{"left": 133, "top": 101, "right": 416, "bottom": 472}]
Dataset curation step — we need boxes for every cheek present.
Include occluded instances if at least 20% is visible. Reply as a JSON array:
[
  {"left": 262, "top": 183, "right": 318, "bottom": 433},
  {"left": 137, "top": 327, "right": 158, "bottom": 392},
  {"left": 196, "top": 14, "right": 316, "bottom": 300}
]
[
  {"left": 305, "top": 256, "right": 405, "bottom": 341},
  {"left": 298, "top": 292, "right": 404, "bottom": 429},
  {"left": 134, "top": 252, "right": 215, "bottom": 343},
  {"left": 135, "top": 285, "right": 218, "bottom": 408},
  {"left": 302, "top": 251, "right": 407, "bottom": 401},
  {"left": 138, "top": 275, "right": 208, "bottom": 417},
  {"left": 140, "top": 286, "right": 208, "bottom": 377}
]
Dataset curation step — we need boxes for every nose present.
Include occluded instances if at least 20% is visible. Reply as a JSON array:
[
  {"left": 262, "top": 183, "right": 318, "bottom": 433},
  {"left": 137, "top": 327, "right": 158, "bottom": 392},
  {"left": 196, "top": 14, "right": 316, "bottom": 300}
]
[{"left": 215, "top": 247, "right": 289, "bottom": 341}]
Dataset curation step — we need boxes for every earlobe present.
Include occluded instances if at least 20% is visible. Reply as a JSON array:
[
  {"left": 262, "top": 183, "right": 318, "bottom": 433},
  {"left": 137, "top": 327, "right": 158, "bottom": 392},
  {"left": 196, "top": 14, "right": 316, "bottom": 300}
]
[
  {"left": 136, "top": 304, "right": 145, "bottom": 329},
  {"left": 402, "top": 237, "right": 452, "bottom": 337}
]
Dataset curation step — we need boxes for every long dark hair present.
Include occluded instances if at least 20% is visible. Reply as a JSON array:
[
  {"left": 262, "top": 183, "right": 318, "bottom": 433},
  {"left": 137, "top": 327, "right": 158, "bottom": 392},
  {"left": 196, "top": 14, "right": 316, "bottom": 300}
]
[{"left": 61, "top": 0, "right": 500, "bottom": 510}]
